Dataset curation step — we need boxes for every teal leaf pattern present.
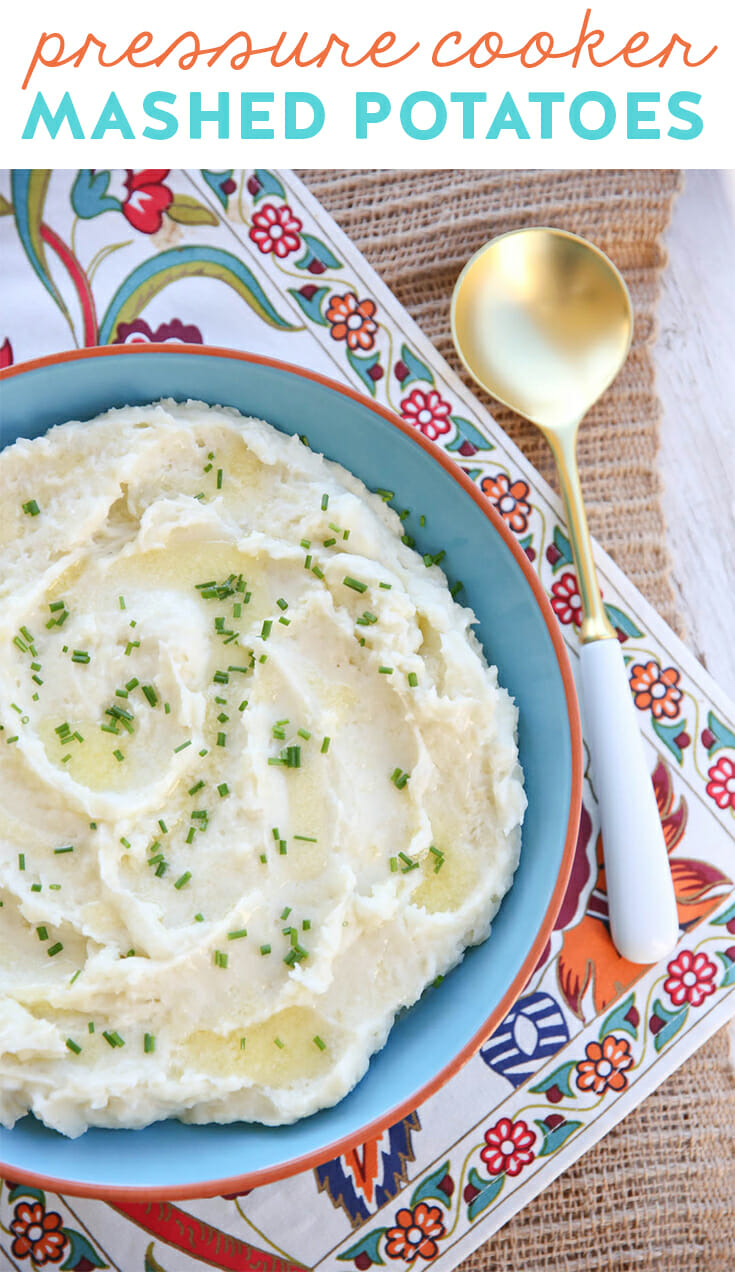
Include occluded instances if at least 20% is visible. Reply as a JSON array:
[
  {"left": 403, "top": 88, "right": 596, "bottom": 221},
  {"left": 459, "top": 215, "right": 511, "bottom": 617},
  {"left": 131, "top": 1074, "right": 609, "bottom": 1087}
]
[
  {"left": 551, "top": 524, "right": 573, "bottom": 571},
  {"left": 410, "top": 1160, "right": 452, "bottom": 1209},
  {"left": 446, "top": 415, "right": 495, "bottom": 452},
  {"left": 529, "top": 1059, "right": 577, "bottom": 1098},
  {"left": 60, "top": 1227, "right": 107, "bottom": 1269},
  {"left": 346, "top": 347, "right": 381, "bottom": 396},
  {"left": 713, "top": 900, "right": 735, "bottom": 927},
  {"left": 604, "top": 603, "right": 644, "bottom": 640},
  {"left": 251, "top": 169, "right": 286, "bottom": 203},
  {"left": 144, "top": 1243, "right": 169, "bottom": 1272},
  {"left": 7, "top": 1184, "right": 45, "bottom": 1205},
  {"left": 398, "top": 343, "right": 434, "bottom": 388},
  {"left": 337, "top": 1228, "right": 387, "bottom": 1265},
  {"left": 295, "top": 232, "right": 342, "bottom": 271},
  {"left": 651, "top": 998, "right": 689, "bottom": 1052},
  {"left": 716, "top": 950, "right": 735, "bottom": 987},
  {"left": 71, "top": 170, "right": 120, "bottom": 219},
  {"left": 600, "top": 992, "right": 639, "bottom": 1040},
  {"left": 652, "top": 717, "right": 687, "bottom": 766},
  {"left": 465, "top": 1168, "right": 504, "bottom": 1222},
  {"left": 288, "top": 285, "right": 330, "bottom": 326},
  {"left": 535, "top": 1117, "right": 583, "bottom": 1156},
  {"left": 705, "top": 710, "right": 735, "bottom": 757},
  {"left": 200, "top": 169, "right": 234, "bottom": 209}
]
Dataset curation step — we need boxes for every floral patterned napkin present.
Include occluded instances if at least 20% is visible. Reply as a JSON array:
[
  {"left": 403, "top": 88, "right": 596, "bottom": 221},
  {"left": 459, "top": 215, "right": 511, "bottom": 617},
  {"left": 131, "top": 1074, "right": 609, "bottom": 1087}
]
[{"left": 0, "top": 169, "right": 734, "bottom": 1272}]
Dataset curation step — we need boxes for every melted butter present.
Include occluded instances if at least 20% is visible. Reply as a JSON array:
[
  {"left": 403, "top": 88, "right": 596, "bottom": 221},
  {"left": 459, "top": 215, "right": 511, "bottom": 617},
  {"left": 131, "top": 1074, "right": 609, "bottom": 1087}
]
[
  {"left": 37, "top": 717, "right": 143, "bottom": 793},
  {"left": 183, "top": 1007, "right": 334, "bottom": 1086},
  {"left": 412, "top": 847, "right": 477, "bottom": 914}
]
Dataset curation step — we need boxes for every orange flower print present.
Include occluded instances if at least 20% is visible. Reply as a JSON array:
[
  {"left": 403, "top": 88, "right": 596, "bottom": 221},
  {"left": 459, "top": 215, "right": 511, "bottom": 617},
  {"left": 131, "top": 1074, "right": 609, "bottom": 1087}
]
[
  {"left": 11, "top": 1201, "right": 68, "bottom": 1265},
  {"left": 550, "top": 572, "right": 583, "bottom": 627},
  {"left": 400, "top": 388, "right": 452, "bottom": 442},
  {"left": 480, "top": 472, "right": 531, "bottom": 533},
  {"left": 385, "top": 1202, "right": 446, "bottom": 1262},
  {"left": 706, "top": 755, "right": 735, "bottom": 811},
  {"left": 629, "top": 660, "right": 683, "bottom": 719},
  {"left": 326, "top": 292, "right": 378, "bottom": 351},
  {"left": 480, "top": 1116, "right": 536, "bottom": 1177},
  {"left": 576, "top": 1034, "right": 633, "bottom": 1095},
  {"left": 664, "top": 949, "right": 717, "bottom": 1008}
]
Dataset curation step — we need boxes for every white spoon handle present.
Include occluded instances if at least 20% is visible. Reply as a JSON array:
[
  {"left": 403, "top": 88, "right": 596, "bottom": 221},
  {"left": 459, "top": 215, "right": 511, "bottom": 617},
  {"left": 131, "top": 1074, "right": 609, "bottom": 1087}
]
[{"left": 579, "top": 637, "right": 680, "bottom": 964}]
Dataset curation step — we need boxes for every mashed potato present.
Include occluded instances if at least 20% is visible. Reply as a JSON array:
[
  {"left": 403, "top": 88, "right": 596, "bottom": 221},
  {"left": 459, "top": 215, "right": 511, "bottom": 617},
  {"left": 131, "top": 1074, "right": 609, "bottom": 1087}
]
[{"left": 0, "top": 399, "right": 525, "bottom": 1136}]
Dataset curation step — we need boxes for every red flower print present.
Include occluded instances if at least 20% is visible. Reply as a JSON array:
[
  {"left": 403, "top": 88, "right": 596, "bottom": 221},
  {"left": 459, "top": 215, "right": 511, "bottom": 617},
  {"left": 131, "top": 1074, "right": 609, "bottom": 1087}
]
[
  {"left": 629, "top": 661, "right": 683, "bottom": 719},
  {"left": 480, "top": 1116, "right": 536, "bottom": 1177},
  {"left": 664, "top": 949, "right": 717, "bottom": 1008},
  {"left": 480, "top": 472, "right": 531, "bottom": 533},
  {"left": 326, "top": 292, "right": 378, "bottom": 352},
  {"left": 400, "top": 388, "right": 452, "bottom": 442},
  {"left": 575, "top": 1034, "right": 633, "bottom": 1095},
  {"left": 11, "top": 1201, "right": 68, "bottom": 1265},
  {"left": 385, "top": 1202, "right": 445, "bottom": 1262},
  {"left": 706, "top": 755, "right": 735, "bottom": 811},
  {"left": 550, "top": 572, "right": 583, "bottom": 627},
  {"left": 0, "top": 337, "right": 13, "bottom": 368},
  {"left": 249, "top": 202, "right": 303, "bottom": 258},
  {"left": 122, "top": 170, "right": 173, "bottom": 234},
  {"left": 113, "top": 318, "right": 204, "bottom": 346}
]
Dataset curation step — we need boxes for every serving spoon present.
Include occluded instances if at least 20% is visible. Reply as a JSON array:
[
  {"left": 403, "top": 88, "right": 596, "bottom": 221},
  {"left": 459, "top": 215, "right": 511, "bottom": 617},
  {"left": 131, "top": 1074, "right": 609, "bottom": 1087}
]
[{"left": 451, "top": 226, "right": 679, "bottom": 965}]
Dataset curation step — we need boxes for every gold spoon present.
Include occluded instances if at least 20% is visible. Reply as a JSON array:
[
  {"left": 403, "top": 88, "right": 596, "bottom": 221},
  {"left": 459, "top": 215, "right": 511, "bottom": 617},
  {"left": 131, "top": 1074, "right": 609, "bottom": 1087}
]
[{"left": 451, "top": 227, "right": 679, "bottom": 964}]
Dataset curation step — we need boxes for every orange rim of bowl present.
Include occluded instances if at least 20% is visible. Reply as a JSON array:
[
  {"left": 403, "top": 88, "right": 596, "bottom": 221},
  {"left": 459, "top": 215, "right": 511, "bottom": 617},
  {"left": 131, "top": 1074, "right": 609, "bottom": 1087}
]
[{"left": 0, "top": 344, "right": 583, "bottom": 1201}]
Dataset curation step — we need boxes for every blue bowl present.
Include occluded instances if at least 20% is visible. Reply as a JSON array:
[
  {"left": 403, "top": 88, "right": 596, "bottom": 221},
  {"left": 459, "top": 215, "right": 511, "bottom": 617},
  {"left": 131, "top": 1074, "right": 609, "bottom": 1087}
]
[{"left": 0, "top": 346, "right": 581, "bottom": 1199}]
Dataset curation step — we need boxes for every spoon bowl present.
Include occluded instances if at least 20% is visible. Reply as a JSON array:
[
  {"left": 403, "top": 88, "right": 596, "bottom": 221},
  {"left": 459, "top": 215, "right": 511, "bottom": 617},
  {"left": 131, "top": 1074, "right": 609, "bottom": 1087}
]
[{"left": 451, "top": 227, "right": 633, "bottom": 430}]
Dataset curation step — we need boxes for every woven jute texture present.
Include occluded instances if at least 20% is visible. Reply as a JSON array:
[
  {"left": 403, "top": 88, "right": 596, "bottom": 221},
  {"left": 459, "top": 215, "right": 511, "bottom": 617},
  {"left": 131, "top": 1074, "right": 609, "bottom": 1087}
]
[{"left": 299, "top": 170, "right": 735, "bottom": 1271}]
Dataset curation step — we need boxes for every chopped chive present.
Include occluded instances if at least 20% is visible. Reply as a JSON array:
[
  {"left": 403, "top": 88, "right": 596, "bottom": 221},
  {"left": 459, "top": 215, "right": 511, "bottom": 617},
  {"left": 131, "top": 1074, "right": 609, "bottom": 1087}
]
[
  {"left": 294, "top": 835, "right": 317, "bottom": 842},
  {"left": 71, "top": 650, "right": 90, "bottom": 664},
  {"left": 217, "top": 782, "right": 230, "bottom": 798},
  {"left": 261, "top": 620, "right": 272, "bottom": 639},
  {"left": 297, "top": 728, "right": 311, "bottom": 740},
  {"left": 66, "top": 1038, "right": 82, "bottom": 1054},
  {"left": 379, "top": 666, "right": 394, "bottom": 675},
  {"left": 103, "top": 1030, "right": 124, "bottom": 1048},
  {"left": 188, "top": 780, "right": 205, "bottom": 796},
  {"left": 450, "top": 581, "right": 464, "bottom": 598},
  {"left": 69, "top": 968, "right": 82, "bottom": 984},
  {"left": 276, "top": 597, "right": 288, "bottom": 611},
  {"left": 144, "top": 1033, "right": 155, "bottom": 1053},
  {"left": 311, "top": 565, "right": 325, "bottom": 580},
  {"left": 213, "top": 670, "right": 229, "bottom": 684},
  {"left": 199, "top": 748, "right": 208, "bottom": 756},
  {"left": 124, "top": 641, "right": 140, "bottom": 656},
  {"left": 408, "top": 672, "right": 419, "bottom": 687},
  {"left": 217, "top": 732, "right": 226, "bottom": 748},
  {"left": 323, "top": 537, "right": 337, "bottom": 548},
  {"left": 240, "top": 1037, "right": 247, "bottom": 1050},
  {"left": 174, "top": 740, "right": 192, "bottom": 753},
  {"left": 216, "top": 468, "right": 223, "bottom": 489},
  {"left": 274, "top": 1035, "right": 285, "bottom": 1048},
  {"left": 49, "top": 883, "right": 61, "bottom": 890},
  {"left": 126, "top": 678, "right": 140, "bottom": 691},
  {"left": 260, "top": 944, "right": 271, "bottom": 955},
  {"left": 113, "top": 749, "right": 125, "bottom": 762},
  {"left": 239, "top": 699, "right": 249, "bottom": 712},
  {"left": 31, "top": 883, "right": 42, "bottom": 893},
  {"left": 321, "top": 736, "right": 330, "bottom": 753},
  {"left": 379, "top": 581, "right": 392, "bottom": 590},
  {"left": 174, "top": 872, "right": 192, "bottom": 890},
  {"left": 375, "top": 488, "right": 394, "bottom": 502},
  {"left": 214, "top": 949, "right": 228, "bottom": 969},
  {"left": 49, "top": 601, "right": 65, "bottom": 613},
  {"left": 228, "top": 665, "right": 248, "bottom": 674},
  {"left": 155, "top": 862, "right": 167, "bottom": 877},
  {"left": 47, "top": 942, "right": 63, "bottom": 957},
  {"left": 227, "top": 928, "right": 248, "bottom": 940},
  {"left": 142, "top": 684, "right": 158, "bottom": 707},
  {"left": 280, "top": 906, "right": 292, "bottom": 920},
  {"left": 390, "top": 856, "right": 398, "bottom": 872},
  {"left": 194, "top": 913, "right": 204, "bottom": 922},
  {"left": 18, "top": 853, "right": 25, "bottom": 871},
  {"left": 22, "top": 499, "right": 41, "bottom": 516},
  {"left": 279, "top": 840, "right": 288, "bottom": 854},
  {"left": 37, "top": 925, "right": 49, "bottom": 941},
  {"left": 120, "top": 837, "right": 131, "bottom": 849},
  {"left": 158, "top": 819, "right": 168, "bottom": 834},
  {"left": 259, "top": 853, "right": 267, "bottom": 864},
  {"left": 401, "top": 534, "right": 415, "bottom": 547},
  {"left": 321, "top": 493, "right": 329, "bottom": 510},
  {"left": 343, "top": 576, "right": 367, "bottom": 593},
  {"left": 88, "top": 1021, "right": 95, "bottom": 1033},
  {"left": 304, "top": 554, "right": 313, "bottom": 570},
  {"left": 54, "top": 844, "right": 74, "bottom": 854},
  {"left": 119, "top": 595, "right": 126, "bottom": 610},
  {"left": 313, "top": 1035, "right": 326, "bottom": 1051},
  {"left": 302, "top": 918, "right": 312, "bottom": 931}
]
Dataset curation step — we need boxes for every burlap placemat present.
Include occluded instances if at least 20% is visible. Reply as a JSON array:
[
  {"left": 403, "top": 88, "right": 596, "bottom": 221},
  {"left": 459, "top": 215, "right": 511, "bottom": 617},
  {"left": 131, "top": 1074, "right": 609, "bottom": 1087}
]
[{"left": 299, "top": 170, "right": 735, "bottom": 1271}]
